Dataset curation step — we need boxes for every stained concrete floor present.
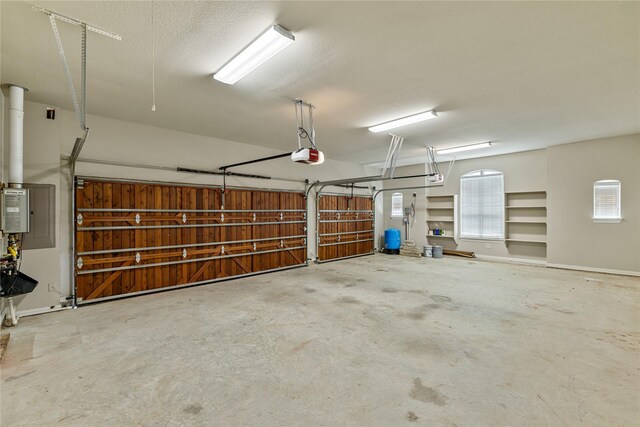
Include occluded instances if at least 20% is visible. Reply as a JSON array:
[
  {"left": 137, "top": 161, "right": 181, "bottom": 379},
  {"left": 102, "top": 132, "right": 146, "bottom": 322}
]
[{"left": 1, "top": 255, "right": 639, "bottom": 426}]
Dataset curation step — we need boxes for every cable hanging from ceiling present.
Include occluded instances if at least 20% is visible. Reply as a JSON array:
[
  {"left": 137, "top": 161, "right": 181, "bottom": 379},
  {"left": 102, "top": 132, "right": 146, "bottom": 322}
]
[{"left": 291, "top": 99, "right": 325, "bottom": 165}]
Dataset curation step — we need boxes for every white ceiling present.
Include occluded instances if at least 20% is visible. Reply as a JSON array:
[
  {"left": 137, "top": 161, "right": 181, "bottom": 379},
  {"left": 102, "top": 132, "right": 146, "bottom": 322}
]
[{"left": 1, "top": 1, "right": 639, "bottom": 166}]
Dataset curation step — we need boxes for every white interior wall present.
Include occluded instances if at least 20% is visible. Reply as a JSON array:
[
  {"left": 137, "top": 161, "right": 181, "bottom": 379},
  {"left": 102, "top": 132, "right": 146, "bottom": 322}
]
[
  {"left": 382, "top": 139, "right": 640, "bottom": 274},
  {"left": 426, "top": 149, "right": 548, "bottom": 261},
  {"left": 381, "top": 164, "right": 428, "bottom": 249},
  {"left": 4, "top": 100, "right": 373, "bottom": 314},
  {"left": 1, "top": 90, "right": 6, "bottom": 317},
  {"left": 547, "top": 134, "right": 640, "bottom": 274}
]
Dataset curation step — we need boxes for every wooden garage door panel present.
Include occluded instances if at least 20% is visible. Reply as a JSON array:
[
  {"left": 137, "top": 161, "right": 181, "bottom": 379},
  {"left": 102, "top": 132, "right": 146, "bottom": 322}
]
[
  {"left": 74, "top": 180, "right": 307, "bottom": 302},
  {"left": 317, "top": 194, "right": 374, "bottom": 262}
]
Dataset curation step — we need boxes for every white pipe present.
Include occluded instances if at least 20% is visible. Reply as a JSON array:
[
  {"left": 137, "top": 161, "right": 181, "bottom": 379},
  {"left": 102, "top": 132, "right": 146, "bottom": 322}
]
[{"left": 8, "top": 85, "right": 26, "bottom": 188}]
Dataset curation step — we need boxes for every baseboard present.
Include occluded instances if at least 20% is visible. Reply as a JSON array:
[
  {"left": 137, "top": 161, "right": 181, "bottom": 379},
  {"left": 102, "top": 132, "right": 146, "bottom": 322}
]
[
  {"left": 475, "top": 254, "right": 547, "bottom": 266},
  {"left": 16, "top": 305, "right": 69, "bottom": 318},
  {"left": 546, "top": 263, "right": 640, "bottom": 277}
]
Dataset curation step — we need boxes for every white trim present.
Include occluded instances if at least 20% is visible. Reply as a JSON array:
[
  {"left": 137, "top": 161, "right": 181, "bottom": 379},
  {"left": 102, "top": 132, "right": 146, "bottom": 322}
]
[
  {"left": 475, "top": 256, "right": 639, "bottom": 277},
  {"left": 593, "top": 218, "right": 622, "bottom": 224},
  {"left": 593, "top": 180, "right": 621, "bottom": 220},
  {"left": 475, "top": 254, "right": 546, "bottom": 266},
  {"left": 460, "top": 237, "right": 505, "bottom": 242},
  {"left": 16, "top": 305, "right": 69, "bottom": 318},
  {"left": 391, "top": 192, "right": 403, "bottom": 218},
  {"left": 546, "top": 263, "right": 640, "bottom": 277}
]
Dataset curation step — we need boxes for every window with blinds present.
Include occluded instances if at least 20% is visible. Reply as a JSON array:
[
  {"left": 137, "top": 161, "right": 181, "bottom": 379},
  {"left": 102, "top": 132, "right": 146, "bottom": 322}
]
[
  {"left": 391, "top": 193, "right": 403, "bottom": 218},
  {"left": 460, "top": 170, "right": 504, "bottom": 239},
  {"left": 593, "top": 180, "right": 621, "bottom": 222}
]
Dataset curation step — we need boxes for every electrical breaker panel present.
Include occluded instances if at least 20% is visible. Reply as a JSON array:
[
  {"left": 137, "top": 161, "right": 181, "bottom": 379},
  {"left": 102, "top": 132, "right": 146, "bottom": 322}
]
[{"left": 1, "top": 188, "right": 30, "bottom": 233}]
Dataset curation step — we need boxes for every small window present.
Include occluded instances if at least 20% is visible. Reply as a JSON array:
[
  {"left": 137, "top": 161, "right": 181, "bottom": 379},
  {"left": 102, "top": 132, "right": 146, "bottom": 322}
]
[
  {"left": 593, "top": 180, "right": 621, "bottom": 223},
  {"left": 391, "top": 193, "right": 403, "bottom": 218},
  {"left": 460, "top": 170, "right": 504, "bottom": 239}
]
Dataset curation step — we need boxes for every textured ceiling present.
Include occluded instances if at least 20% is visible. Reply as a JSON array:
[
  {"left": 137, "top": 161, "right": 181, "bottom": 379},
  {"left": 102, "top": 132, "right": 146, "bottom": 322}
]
[{"left": 1, "top": 1, "right": 639, "bottom": 165}]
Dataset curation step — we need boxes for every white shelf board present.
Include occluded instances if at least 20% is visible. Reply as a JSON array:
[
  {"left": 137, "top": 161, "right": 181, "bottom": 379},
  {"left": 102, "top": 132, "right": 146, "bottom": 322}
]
[
  {"left": 506, "top": 220, "right": 547, "bottom": 224},
  {"left": 505, "top": 191, "right": 547, "bottom": 194},
  {"left": 505, "top": 238, "right": 547, "bottom": 244},
  {"left": 505, "top": 206, "right": 547, "bottom": 209}
]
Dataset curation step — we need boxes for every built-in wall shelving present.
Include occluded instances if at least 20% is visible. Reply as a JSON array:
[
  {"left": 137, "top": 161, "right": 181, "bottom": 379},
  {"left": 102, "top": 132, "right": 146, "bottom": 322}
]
[
  {"left": 426, "top": 195, "right": 457, "bottom": 244},
  {"left": 504, "top": 191, "right": 547, "bottom": 246}
]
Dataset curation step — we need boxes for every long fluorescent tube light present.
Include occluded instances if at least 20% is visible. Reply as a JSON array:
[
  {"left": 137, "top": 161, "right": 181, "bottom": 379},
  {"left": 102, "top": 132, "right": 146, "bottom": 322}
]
[
  {"left": 437, "top": 142, "right": 492, "bottom": 155},
  {"left": 213, "top": 25, "right": 295, "bottom": 85},
  {"left": 368, "top": 110, "right": 437, "bottom": 133}
]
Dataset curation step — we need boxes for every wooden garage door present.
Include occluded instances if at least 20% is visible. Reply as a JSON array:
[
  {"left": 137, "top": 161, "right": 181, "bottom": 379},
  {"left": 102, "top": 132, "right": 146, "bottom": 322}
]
[
  {"left": 74, "top": 179, "right": 307, "bottom": 302},
  {"left": 317, "top": 194, "right": 374, "bottom": 262}
]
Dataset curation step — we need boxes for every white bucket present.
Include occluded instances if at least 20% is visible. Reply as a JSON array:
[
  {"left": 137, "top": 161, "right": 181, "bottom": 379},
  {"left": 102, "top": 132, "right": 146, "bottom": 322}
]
[{"left": 423, "top": 245, "right": 433, "bottom": 257}]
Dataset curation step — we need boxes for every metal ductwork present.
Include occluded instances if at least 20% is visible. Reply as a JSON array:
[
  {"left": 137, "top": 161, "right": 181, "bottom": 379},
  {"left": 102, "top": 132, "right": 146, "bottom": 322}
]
[{"left": 7, "top": 85, "right": 27, "bottom": 188}]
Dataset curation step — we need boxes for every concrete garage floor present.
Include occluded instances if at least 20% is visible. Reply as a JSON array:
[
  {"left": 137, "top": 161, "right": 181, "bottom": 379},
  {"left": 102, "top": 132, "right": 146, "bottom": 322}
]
[{"left": 1, "top": 255, "right": 639, "bottom": 426}]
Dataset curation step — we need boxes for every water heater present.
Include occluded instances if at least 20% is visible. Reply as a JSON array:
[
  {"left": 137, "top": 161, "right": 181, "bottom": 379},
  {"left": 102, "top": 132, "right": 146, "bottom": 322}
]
[{"left": 1, "top": 188, "right": 29, "bottom": 233}]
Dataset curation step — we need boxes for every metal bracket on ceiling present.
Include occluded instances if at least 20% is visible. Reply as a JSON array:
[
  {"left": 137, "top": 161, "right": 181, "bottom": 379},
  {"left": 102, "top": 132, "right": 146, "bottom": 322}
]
[
  {"left": 381, "top": 134, "right": 404, "bottom": 179},
  {"left": 34, "top": 6, "right": 122, "bottom": 40},
  {"left": 426, "top": 146, "right": 441, "bottom": 177},
  {"left": 295, "top": 99, "right": 316, "bottom": 150},
  {"left": 48, "top": 14, "right": 84, "bottom": 130},
  {"left": 37, "top": 5, "right": 121, "bottom": 134}
]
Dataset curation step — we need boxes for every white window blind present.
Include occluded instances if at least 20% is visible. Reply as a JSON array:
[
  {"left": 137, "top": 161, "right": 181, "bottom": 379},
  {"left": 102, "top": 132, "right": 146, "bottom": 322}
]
[
  {"left": 593, "top": 180, "right": 621, "bottom": 221},
  {"left": 391, "top": 193, "right": 403, "bottom": 217},
  {"left": 460, "top": 170, "right": 504, "bottom": 239}
]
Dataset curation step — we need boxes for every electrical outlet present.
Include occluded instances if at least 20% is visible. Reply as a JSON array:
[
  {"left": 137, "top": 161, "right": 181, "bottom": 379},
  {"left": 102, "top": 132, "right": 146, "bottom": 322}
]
[{"left": 485, "top": 243, "right": 492, "bottom": 249}]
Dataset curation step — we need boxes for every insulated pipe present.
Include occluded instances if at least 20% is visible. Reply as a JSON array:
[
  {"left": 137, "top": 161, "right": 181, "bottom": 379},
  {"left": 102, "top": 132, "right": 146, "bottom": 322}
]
[{"left": 8, "top": 85, "right": 27, "bottom": 188}]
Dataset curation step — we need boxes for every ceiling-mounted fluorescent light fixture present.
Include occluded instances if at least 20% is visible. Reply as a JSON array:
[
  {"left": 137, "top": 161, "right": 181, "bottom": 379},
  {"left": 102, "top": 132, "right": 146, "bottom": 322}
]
[
  {"left": 437, "top": 142, "right": 492, "bottom": 155},
  {"left": 213, "top": 25, "right": 295, "bottom": 85},
  {"left": 368, "top": 110, "right": 437, "bottom": 133}
]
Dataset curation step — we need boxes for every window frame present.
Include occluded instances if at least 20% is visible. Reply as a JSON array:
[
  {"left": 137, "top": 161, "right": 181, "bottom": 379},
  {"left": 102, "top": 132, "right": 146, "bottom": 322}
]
[
  {"left": 391, "top": 192, "right": 404, "bottom": 218},
  {"left": 459, "top": 169, "right": 505, "bottom": 241},
  {"left": 593, "top": 180, "right": 622, "bottom": 223}
]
